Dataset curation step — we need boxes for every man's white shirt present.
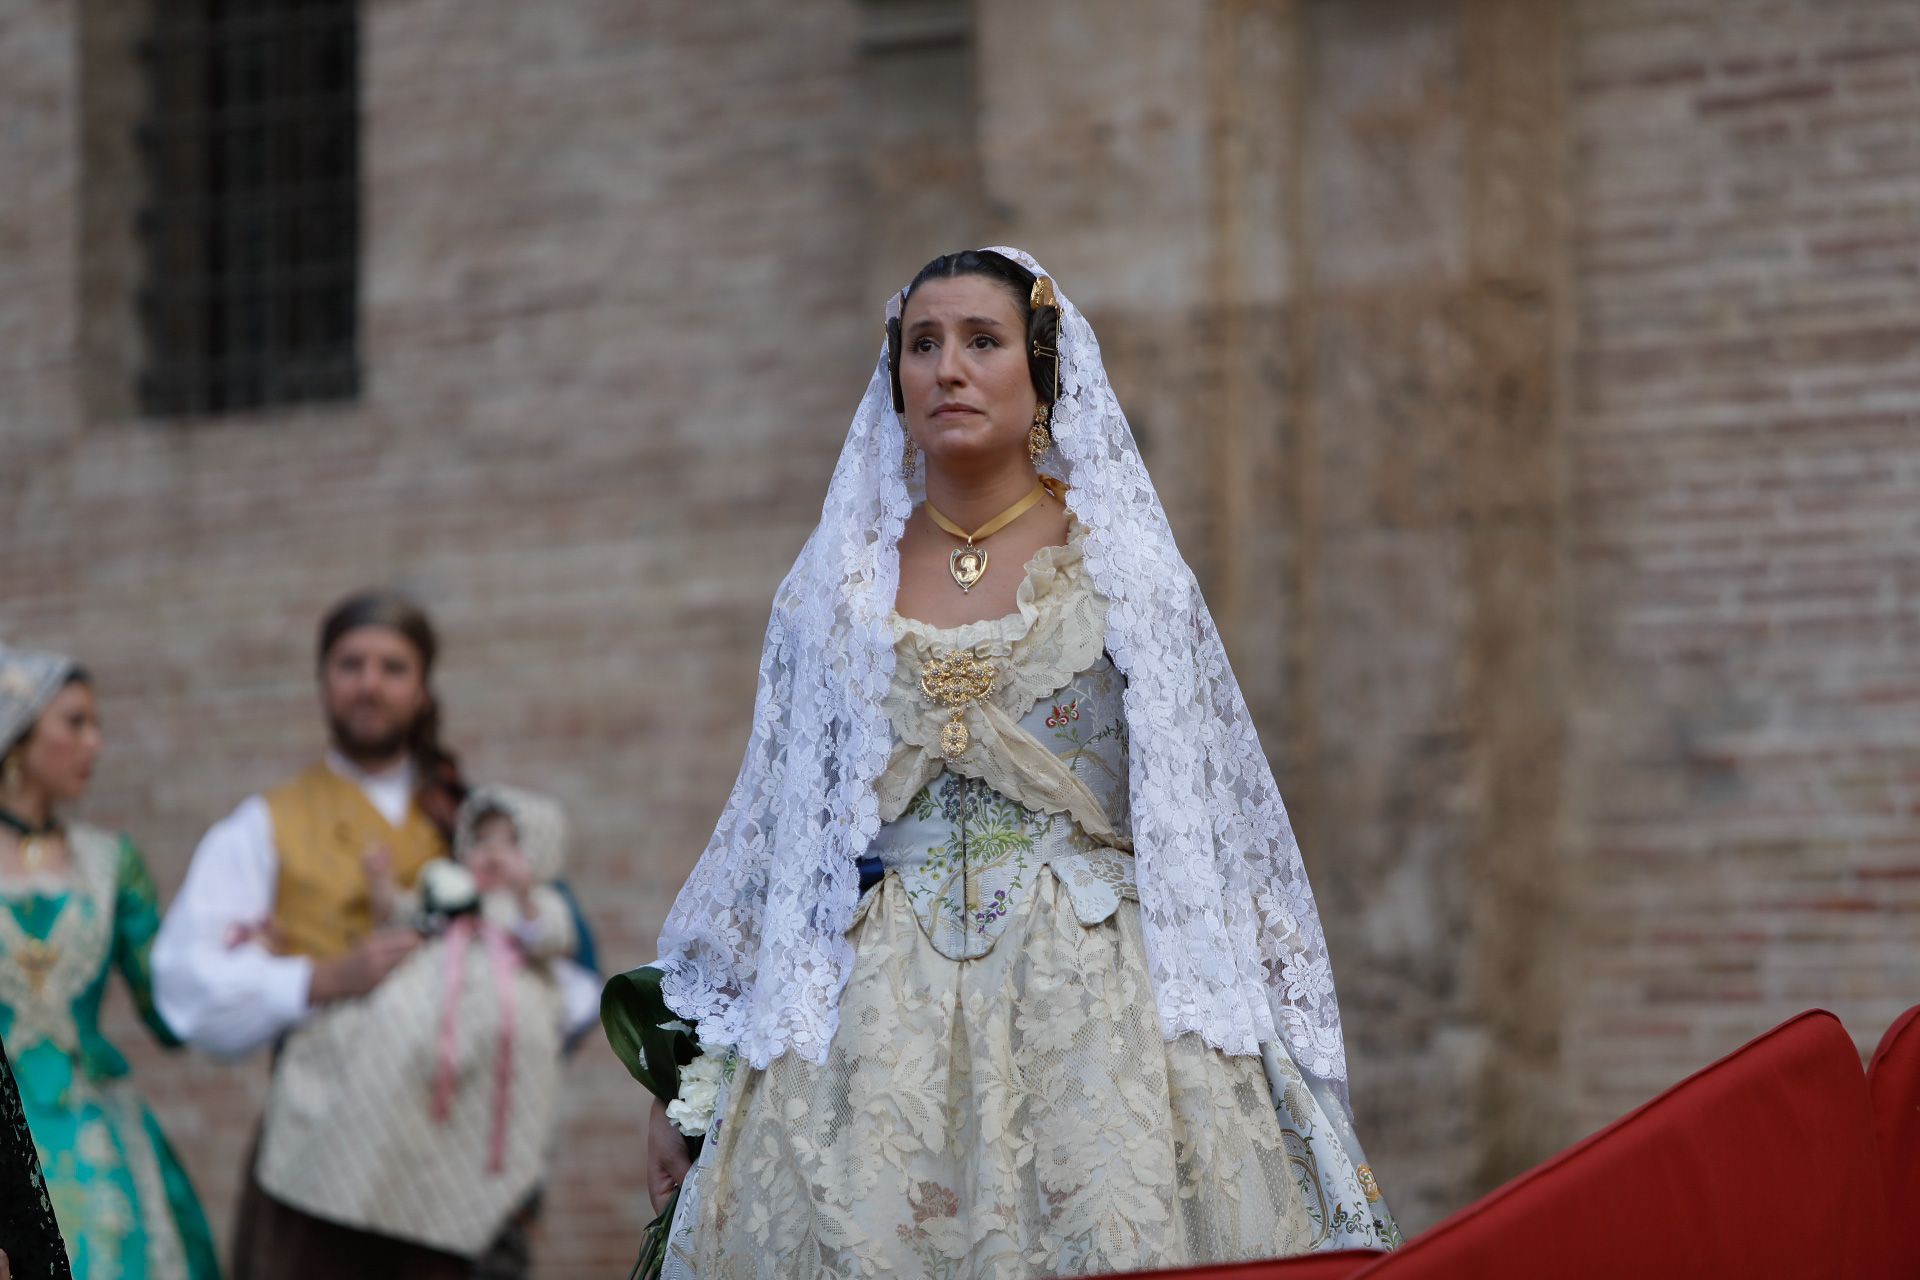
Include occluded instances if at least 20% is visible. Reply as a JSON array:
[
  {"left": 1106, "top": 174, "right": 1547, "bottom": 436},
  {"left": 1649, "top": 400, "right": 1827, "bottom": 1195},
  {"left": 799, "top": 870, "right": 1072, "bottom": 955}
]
[{"left": 152, "top": 752, "right": 600, "bottom": 1058}]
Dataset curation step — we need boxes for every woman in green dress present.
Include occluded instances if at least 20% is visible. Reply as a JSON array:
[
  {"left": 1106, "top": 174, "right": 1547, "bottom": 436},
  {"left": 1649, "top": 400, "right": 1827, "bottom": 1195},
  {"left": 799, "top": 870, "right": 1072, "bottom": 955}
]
[{"left": 0, "top": 644, "right": 220, "bottom": 1280}]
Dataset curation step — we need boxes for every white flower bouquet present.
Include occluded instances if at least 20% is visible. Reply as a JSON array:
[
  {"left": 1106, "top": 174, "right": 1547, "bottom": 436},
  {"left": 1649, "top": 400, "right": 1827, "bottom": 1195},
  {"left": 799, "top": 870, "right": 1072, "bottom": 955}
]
[
  {"left": 664, "top": 1047, "right": 727, "bottom": 1138},
  {"left": 602, "top": 965, "right": 734, "bottom": 1279},
  {"left": 418, "top": 858, "right": 480, "bottom": 919}
]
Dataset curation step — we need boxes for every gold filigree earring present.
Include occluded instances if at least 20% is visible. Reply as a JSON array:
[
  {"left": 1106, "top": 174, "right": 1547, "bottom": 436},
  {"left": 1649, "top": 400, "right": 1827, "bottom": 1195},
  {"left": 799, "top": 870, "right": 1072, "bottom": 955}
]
[
  {"left": 1027, "top": 404, "right": 1053, "bottom": 463},
  {"left": 902, "top": 428, "right": 917, "bottom": 478}
]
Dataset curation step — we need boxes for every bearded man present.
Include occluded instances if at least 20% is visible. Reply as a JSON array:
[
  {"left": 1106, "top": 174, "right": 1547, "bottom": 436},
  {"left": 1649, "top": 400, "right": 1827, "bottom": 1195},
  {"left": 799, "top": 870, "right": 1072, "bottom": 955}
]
[{"left": 154, "top": 591, "right": 598, "bottom": 1280}]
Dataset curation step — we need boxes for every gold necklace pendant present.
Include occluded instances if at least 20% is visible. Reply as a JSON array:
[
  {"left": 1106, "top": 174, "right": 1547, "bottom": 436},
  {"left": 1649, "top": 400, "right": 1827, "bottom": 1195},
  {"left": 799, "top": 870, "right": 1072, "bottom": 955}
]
[
  {"left": 925, "top": 481, "right": 1048, "bottom": 594},
  {"left": 949, "top": 546, "right": 988, "bottom": 593}
]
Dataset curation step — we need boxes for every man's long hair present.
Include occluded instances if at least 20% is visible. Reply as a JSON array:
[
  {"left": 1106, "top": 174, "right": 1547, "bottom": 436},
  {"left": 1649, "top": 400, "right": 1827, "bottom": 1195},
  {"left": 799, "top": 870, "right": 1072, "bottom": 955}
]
[{"left": 318, "top": 590, "right": 468, "bottom": 838}]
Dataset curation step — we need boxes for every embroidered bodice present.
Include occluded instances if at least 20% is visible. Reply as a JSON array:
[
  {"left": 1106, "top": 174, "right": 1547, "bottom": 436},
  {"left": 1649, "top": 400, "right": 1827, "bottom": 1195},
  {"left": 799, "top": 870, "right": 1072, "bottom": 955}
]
[
  {"left": 870, "top": 519, "right": 1136, "bottom": 960},
  {"left": 0, "top": 825, "right": 177, "bottom": 1099}
]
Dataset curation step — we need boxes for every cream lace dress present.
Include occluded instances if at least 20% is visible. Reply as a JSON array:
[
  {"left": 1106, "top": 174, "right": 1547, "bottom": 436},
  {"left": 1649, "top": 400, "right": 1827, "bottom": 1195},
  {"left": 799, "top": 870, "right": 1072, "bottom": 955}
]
[{"left": 670, "top": 520, "right": 1398, "bottom": 1278}]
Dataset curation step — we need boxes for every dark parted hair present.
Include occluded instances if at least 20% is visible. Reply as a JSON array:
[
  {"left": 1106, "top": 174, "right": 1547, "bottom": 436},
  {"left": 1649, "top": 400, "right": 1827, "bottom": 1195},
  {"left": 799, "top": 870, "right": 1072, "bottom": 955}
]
[
  {"left": 887, "top": 249, "right": 1062, "bottom": 415},
  {"left": 317, "top": 590, "right": 467, "bottom": 836}
]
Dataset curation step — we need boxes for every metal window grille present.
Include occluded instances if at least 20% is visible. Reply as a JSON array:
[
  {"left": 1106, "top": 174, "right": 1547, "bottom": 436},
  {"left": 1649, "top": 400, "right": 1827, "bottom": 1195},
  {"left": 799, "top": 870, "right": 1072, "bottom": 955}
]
[{"left": 137, "top": 0, "right": 361, "bottom": 418}]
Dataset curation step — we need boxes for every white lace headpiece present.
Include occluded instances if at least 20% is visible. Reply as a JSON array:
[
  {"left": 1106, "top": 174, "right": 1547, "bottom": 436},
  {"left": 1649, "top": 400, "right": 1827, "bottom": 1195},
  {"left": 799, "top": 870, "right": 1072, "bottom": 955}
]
[
  {"left": 657, "top": 248, "right": 1349, "bottom": 1092},
  {"left": 0, "top": 644, "right": 79, "bottom": 756}
]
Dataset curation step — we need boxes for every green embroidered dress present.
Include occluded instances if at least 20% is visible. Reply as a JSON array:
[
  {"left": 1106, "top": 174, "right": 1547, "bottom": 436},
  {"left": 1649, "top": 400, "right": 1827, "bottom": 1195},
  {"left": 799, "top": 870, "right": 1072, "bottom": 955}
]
[{"left": 0, "top": 824, "right": 220, "bottom": 1280}]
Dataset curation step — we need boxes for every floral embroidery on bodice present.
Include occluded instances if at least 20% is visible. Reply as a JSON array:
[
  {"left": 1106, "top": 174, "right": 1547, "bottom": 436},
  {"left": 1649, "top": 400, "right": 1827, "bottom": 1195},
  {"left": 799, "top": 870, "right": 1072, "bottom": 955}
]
[
  {"left": 0, "top": 827, "right": 119, "bottom": 1060},
  {"left": 873, "top": 518, "right": 1136, "bottom": 960},
  {"left": 0, "top": 827, "right": 218, "bottom": 1279}
]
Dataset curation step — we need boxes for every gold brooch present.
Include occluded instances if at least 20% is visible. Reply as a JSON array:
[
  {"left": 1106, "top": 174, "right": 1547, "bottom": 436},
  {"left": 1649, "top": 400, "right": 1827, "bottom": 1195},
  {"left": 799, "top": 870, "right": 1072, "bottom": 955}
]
[
  {"left": 16, "top": 938, "right": 60, "bottom": 995},
  {"left": 919, "top": 652, "right": 996, "bottom": 759}
]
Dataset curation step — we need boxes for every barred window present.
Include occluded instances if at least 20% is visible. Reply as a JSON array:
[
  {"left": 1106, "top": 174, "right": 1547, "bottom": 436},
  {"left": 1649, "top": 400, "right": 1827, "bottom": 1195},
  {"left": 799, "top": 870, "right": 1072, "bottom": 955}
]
[{"left": 137, "top": 0, "right": 360, "bottom": 418}]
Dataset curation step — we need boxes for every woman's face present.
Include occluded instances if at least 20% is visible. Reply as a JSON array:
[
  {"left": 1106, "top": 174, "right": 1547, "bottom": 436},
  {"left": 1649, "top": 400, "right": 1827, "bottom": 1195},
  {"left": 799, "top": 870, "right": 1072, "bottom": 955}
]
[
  {"left": 13, "top": 682, "right": 103, "bottom": 806},
  {"left": 899, "top": 275, "right": 1039, "bottom": 474}
]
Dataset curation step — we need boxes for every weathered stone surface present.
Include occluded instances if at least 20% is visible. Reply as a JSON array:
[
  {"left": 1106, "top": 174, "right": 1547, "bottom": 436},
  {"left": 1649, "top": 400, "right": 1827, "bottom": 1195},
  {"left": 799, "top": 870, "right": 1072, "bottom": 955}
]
[{"left": 5, "top": 0, "right": 1918, "bottom": 1268}]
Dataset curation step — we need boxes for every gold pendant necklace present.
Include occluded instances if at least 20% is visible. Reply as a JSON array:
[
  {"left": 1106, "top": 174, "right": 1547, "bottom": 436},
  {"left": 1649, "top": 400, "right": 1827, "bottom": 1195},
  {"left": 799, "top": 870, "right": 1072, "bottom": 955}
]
[
  {"left": 0, "top": 806, "right": 57, "bottom": 874},
  {"left": 924, "top": 481, "right": 1047, "bottom": 593}
]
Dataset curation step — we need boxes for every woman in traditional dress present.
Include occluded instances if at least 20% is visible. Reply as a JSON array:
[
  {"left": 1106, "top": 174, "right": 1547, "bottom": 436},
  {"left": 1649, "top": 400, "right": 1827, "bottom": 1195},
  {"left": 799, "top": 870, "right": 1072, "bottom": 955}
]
[
  {"left": 0, "top": 645, "right": 220, "bottom": 1279},
  {"left": 615, "top": 249, "right": 1400, "bottom": 1277}
]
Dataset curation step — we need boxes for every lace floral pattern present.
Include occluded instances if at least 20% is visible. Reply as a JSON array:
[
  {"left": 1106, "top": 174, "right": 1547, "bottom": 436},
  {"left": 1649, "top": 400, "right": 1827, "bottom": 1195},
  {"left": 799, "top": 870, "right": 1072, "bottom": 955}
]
[
  {"left": 682, "top": 875, "right": 1316, "bottom": 1278},
  {"left": 658, "top": 556, "right": 1398, "bottom": 1274},
  {"left": 654, "top": 249, "right": 1348, "bottom": 1094}
]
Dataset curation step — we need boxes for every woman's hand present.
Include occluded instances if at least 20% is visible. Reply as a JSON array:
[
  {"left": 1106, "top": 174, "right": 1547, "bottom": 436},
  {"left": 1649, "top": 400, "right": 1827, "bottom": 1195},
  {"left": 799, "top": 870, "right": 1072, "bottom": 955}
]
[{"left": 648, "top": 1095, "right": 693, "bottom": 1214}]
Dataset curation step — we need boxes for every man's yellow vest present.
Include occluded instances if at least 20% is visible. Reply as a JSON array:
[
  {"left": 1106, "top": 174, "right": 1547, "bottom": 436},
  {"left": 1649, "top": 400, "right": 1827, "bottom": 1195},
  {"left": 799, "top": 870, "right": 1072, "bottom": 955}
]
[{"left": 263, "top": 763, "right": 446, "bottom": 959}]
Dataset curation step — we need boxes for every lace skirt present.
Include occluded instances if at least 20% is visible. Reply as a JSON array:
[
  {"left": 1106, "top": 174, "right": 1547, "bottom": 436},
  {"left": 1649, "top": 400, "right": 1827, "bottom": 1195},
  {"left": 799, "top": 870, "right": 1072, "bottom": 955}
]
[{"left": 673, "top": 866, "right": 1320, "bottom": 1278}]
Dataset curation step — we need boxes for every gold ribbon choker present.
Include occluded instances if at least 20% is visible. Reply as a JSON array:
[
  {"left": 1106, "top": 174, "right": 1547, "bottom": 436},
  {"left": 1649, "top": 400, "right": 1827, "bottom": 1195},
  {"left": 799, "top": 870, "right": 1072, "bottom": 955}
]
[{"left": 924, "top": 481, "right": 1047, "bottom": 594}]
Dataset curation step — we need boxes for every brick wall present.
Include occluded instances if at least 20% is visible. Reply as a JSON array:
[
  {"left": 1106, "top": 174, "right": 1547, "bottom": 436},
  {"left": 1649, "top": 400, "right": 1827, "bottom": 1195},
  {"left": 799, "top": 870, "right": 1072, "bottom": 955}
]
[
  {"left": 7, "top": 3, "right": 874, "bottom": 1274},
  {"left": 972, "top": 0, "right": 1920, "bottom": 1232},
  {"left": 1563, "top": 0, "right": 1920, "bottom": 1131},
  {"left": 971, "top": 0, "right": 1574, "bottom": 1228},
  {"left": 3, "top": 0, "right": 1918, "bottom": 1270}
]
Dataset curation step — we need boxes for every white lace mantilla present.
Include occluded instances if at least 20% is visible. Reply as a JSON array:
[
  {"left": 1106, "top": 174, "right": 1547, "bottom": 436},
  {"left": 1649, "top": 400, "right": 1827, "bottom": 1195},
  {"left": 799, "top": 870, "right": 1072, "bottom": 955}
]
[{"left": 655, "top": 248, "right": 1349, "bottom": 1092}]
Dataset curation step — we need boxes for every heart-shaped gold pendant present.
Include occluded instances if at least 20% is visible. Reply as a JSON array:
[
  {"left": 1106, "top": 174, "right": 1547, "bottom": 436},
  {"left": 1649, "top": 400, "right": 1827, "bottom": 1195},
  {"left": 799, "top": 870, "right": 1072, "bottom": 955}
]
[{"left": 949, "top": 546, "right": 988, "bottom": 593}]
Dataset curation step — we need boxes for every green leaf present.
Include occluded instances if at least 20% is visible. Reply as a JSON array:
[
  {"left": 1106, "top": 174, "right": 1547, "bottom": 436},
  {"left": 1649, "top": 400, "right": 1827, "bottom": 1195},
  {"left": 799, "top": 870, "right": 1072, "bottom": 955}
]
[
  {"left": 629, "top": 1185, "right": 680, "bottom": 1280},
  {"left": 601, "top": 966, "right": 699, "bottom": 1103}
]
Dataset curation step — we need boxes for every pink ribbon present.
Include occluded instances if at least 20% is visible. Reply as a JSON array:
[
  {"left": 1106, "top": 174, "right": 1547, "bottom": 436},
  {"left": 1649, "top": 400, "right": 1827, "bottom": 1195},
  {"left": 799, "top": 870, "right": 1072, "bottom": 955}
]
[{"left": 431, "top": 916, "right": 522, "bottom": 1174}]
